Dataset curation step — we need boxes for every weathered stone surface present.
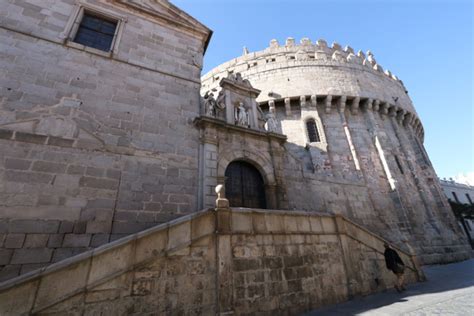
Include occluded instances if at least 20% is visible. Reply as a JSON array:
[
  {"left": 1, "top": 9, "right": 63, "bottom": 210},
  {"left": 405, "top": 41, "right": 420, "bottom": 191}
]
[
  {"left": 0, "top": 0, "right": 205, "bottom": 276},
  {"left": 10, "top": 248, "right": 53, "bottom": 264},
  {"left": 0, "top": 0, "right": 469, "bottom": 299},
  {"left": 200, "top": 38, "right": 470, "bottom": 266},
  {"left": 0, "top": 209, "right": 422, "bottom": 315}
]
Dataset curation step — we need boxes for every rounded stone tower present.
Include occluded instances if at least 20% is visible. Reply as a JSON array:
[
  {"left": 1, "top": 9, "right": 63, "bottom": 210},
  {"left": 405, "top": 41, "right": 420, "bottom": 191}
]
[{"left": 200, "top": 37, "right": 471, "bottom": 264}]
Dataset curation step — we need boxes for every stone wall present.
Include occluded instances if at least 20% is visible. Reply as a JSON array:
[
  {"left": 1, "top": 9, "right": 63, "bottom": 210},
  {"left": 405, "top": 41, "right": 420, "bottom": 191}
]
[
  {"left": 0, "top": 208, "right": 423, "bottom": 315},
  {"left": 0, "top": 0, "right": 210, "bottom": 281},
  {"left": 199, "top": 38, "right": 472, "bottom": 265}
]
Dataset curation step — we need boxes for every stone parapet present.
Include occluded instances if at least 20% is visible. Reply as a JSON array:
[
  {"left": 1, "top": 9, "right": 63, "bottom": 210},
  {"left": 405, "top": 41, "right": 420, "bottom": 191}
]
[
  {"left": 202, "top": 37, "right": 419, "bottom": 133},
  {"left": 0, "top": 207, "right": 424, "bottom": 315}
]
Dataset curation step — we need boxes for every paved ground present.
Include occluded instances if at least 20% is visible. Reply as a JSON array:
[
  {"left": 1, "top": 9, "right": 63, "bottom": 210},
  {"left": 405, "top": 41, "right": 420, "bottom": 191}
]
[{"left": 305, "top": 258, "right": 474, "bottom": 315}]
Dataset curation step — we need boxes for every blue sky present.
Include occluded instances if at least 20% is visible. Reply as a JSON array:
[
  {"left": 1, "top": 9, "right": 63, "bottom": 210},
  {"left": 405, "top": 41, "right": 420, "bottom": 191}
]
[{"left": 173, "top": 0, "right": 473, "bottom": 179}]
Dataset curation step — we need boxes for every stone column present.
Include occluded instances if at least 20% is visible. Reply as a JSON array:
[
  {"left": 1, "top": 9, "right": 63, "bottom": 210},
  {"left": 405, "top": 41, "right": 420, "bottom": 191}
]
[
  {"left": 300, "top": 95, "right": 306, "bottom": 108},
  {"left": 284, "top": 97, "right": 291, "bottom": 116},
  {"left": 311, "top": 94, "right": 317, "bottom": 108},
  {"left": 325, "top": 95, "right": 332, "bottom": 113},
  {"left": 351, "top": 97, "right": 360, "bottom": 115},
  {"left": 251, "top": 99, "right": 259, "bottom": 129},
  {"left": 225, "top": 89, "right": 233, "bottom": 124}
]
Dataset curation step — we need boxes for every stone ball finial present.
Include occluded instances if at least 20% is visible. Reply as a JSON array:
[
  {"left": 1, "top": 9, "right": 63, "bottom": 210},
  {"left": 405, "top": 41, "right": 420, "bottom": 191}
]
[
  {"left": 215, "top": 184, "right": 229, "bottom": 209},
  {"left": 215, "top": 184, "right": 224, "bottom": 199}
]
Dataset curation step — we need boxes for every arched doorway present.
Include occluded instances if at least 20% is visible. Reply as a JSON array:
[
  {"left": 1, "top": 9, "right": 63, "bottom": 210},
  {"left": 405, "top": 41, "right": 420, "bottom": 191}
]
[{"left": 225, "top": 161, "right": 266, "bottom": 209}]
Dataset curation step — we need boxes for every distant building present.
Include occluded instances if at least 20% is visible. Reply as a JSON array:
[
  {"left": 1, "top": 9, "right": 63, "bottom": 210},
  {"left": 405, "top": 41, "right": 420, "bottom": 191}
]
[{"left": 440, "top": 178, "right": 474, "bottom": 241}]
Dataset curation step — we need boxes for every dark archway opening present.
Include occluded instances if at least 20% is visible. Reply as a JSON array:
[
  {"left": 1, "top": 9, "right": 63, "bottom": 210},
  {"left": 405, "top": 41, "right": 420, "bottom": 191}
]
[{"left": 224, "top": 161, "right": 267, "bottom": 209}]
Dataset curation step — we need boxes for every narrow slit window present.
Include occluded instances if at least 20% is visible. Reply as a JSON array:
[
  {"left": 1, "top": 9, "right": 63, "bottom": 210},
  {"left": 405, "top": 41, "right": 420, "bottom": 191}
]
[
  {"left": 452, "top": 192, "right": 459, "bottom": 203},
  {"left": 394, "top": 155, "right": 404, "bottom": 174},
  {"left": 306, "top": 119, "right": 320, "bottom": 143},
  {"left": 466, "top": 193, "right": 473, "bottom": 205},
  {"left": 73, "top": 13, "right": 117, "bottom": 52}
]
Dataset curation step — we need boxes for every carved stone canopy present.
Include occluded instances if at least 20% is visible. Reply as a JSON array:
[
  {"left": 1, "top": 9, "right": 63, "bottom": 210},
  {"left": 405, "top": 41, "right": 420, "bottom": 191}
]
[
  {"left": 214, "top": 73, "right": 263, "bottom": 131},
  {"left": 219, "top": 73, "right": 260, "bottom": 98}
]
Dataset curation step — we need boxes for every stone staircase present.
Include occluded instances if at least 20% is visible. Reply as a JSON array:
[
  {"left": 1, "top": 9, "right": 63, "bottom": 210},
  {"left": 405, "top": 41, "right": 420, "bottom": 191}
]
[{"left": 0, "top": 207, "right": 424, "bottom": 315}]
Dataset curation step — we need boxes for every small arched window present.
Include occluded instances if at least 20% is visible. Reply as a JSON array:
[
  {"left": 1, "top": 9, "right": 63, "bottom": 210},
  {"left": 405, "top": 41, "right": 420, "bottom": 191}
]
[{"left": 306, "top": 118, "right": 320, "bottom": 143}]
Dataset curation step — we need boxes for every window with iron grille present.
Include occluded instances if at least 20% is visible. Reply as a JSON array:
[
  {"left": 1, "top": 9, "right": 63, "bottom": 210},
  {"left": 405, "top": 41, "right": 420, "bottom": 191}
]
[
  {"left": 306, "top": 119, "right": 320, "bottom": 143},
  {"left": 73, "top": 13, "right": 117, "bottom": 52}
]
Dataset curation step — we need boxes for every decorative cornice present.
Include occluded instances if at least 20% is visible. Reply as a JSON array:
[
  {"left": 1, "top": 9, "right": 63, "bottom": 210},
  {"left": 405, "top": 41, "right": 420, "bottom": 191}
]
[{"left": 193, "top": 116, "right": 287, "bottom": 144}]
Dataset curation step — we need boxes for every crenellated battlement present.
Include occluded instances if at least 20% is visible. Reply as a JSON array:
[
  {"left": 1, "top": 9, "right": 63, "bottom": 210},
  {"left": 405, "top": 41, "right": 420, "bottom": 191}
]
[{"left": 202, "top": 37, "right": 403, "bottom": 85}]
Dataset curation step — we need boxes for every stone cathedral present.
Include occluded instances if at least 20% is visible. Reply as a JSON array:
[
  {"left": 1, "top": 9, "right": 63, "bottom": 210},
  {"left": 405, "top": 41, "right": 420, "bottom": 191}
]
[{"left": 0, "top": 0, "right": 471, "bottom": 315}]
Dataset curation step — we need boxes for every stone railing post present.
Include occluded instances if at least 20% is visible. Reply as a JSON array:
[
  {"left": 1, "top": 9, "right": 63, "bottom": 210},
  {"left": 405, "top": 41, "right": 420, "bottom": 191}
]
[{"left": 214, "top": 185, "right": 233, "bottom": 314}]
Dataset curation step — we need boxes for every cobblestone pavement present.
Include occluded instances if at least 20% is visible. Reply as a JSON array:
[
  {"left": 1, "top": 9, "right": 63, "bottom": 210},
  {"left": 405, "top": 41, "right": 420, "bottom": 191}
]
[{"left": 305, "top": 258, "right": 474, "bottom": 315}]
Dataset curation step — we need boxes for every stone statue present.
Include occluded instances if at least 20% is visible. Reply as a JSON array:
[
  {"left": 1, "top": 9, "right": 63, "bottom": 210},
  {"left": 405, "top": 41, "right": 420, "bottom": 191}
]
[
  {"left": 203, "top": 91, "right": 217, "bottom": 117},
  {"left": 265, "top": 106, "right": 278, "bottom": 132},
  {"left": 256, "top": 104, "right": 266, "bottom": 130},
  {"left": 216, "top": 90, "right": 226, "bottom": 111},
  {"left": 235, "top": 102, "right": 249, "bottom": 127}
]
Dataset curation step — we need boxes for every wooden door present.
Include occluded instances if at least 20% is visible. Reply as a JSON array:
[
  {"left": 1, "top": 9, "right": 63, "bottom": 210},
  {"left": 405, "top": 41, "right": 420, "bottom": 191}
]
[{"left": 225, "top": 161, "right": 266, "bottom": 209}]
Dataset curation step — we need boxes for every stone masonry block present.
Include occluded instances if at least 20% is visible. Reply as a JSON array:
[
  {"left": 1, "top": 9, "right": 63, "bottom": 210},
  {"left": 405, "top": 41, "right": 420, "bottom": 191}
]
[
  {"left": 59, "top": 221, "right": 74, "bottom": 233},
  {"left": 321, "top": 217, "right": 336, "bottom": 233},
  {"left": 0, "top": 249, "right": 13, "bottom": 265},
  {"left": 252, "top": 213, "right": 267, "bottom": 233},
  {"left": 167, "top": 221, "right": 191, "bottom": 250},
  {"left": 231, "top": 212, "right": 252, "bottom": 233},
  {"left": 88, "top": 243, "right": 134, "bottom": 286},
  {"left": 32, "top": 161, "right": 67, "bottom": 173},
  {"left": 0, "top": 129, "right": 14, "bottom": 140},
  {"left": 4, "top": 233, "right": 25, "bottom": 248},
  {"left": 62, "top": 234, "right": 91, "bottom": 247},
  {"left": 24, "top": 234, "right": 49, "bottom": 248},
  {"left": 47, "top": 234, "right": 64, "bottom": 248},
  {"left": 295, "top": 216, "right": 311, "bottom": 233},
  {"left": 309, "top": 217, "right": 323, "bottom": 233},
  {"left": 79, "top": 177, "right": 118, "bottom": 190},
  {"left": 135, "top": 229, "right": 167, "bottom": 263},
  {"left": 283, "top": 215, "right": 299, "bottom": 233},
  {"left": 265, "top": 214, "right": 284, "bottom": 232},
  {"left": 9, "top": 220, "right": 59, "bottom": 233},
  {"left": 86, "top": 221, "right": 112, "bottom": 234},
  {"left": 4, "top": 158, "right": 32, "bottom": 170},
  {"left": 14, "top": 132, "right": 47, "bottom": 144},
  {"left": 0, "top": 265, "right": 21, "bottom": 283},
  {"left": 90, "top": 234, "right": 110, "bottom": 247},
  {"left": 10, "top": 248, "right": 53, "bottom": 264},
  {"left": 5, "top": 170, "right": 53, "bottom": 184},
  {"left": 46, "top": 136, "right": 74, "bottom": 147},
  {"left": 191, "top": 213, "right": 214, "bottom": 240}
]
